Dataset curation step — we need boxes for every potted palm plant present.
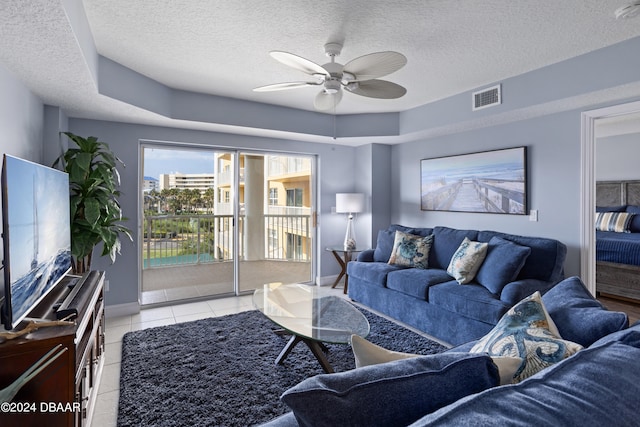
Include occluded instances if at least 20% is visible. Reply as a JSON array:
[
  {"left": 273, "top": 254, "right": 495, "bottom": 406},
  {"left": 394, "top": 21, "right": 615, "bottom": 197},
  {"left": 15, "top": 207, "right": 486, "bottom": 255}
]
[{"left": 53, "top": 132, "right": 132, "bottom": 273}]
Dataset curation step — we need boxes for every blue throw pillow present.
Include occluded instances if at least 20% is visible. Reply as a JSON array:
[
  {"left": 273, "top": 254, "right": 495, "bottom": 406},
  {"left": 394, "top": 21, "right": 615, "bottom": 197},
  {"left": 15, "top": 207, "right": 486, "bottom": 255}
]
[
  {"left": 625, "top": 206, "right": 640, "bottom": 232},
  {"left": 475, "top": 236, "right": 531, "bottom": 295},
  {"left": 542, "top": 276, "right": 628, "bottom": 347},
  {"left": 596, "top": 205, "right": 626, "bottom": 212},
  {"left": 373, "top": 229, "right": 396, "bottom": 262},
  {"left": 430, "top": 227, "right": 479, "bottom": 270},
  {"left": 281, "top": 353, "right": 499, "bottom": 427}
]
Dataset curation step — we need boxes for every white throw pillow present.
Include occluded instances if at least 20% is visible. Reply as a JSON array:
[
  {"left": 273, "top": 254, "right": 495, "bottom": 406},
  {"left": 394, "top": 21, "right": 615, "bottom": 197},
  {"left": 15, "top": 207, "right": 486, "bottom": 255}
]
[{"left": 351, "top": 334, "right": 521, "bottom": 385}]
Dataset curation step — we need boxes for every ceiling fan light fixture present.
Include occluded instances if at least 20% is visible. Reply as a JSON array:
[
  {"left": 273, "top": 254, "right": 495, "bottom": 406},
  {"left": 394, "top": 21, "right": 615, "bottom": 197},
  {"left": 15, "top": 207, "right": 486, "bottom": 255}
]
[
  {"left": 324, "top": 79, "right": 341, "bottom": 94},
  {"left": 258, "top": 41, "right": 407, "bottom": 110}
]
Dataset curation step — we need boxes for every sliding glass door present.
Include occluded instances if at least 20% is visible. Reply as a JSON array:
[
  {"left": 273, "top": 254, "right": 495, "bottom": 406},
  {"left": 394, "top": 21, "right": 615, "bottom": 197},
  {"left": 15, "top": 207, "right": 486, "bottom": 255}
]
[
  {"left": 140, "top": 144, "right": 315, "bottom": 304},
  {"left": 236, "top": 152, "right": 315, "bottom": 293}
]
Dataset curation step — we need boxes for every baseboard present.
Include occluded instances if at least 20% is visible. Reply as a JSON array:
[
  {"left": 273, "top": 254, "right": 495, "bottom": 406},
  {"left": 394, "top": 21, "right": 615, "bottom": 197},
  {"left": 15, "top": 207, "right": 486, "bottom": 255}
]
[
  {"left": 105, "top": 302, "right": 140, "bottom": 318},
  {"left": 317, "top": 275, "right": 340, "bottom": 287}
]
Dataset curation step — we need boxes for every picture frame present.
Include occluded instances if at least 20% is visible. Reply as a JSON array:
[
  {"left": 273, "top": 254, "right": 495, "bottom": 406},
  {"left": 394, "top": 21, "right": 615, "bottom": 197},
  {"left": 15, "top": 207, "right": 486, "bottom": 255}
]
[{"left": 420, "top": 147, "right": 527, "bottom": 214}]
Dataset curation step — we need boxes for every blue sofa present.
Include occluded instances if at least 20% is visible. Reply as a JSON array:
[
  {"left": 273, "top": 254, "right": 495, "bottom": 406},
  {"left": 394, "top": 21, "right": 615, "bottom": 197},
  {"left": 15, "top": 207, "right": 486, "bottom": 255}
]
[
  {"left": 261, "top": 276, "right": 633, "bottom": 426},
  {"left": 347, "top": 225, "right": 567, "bottom": 345}
]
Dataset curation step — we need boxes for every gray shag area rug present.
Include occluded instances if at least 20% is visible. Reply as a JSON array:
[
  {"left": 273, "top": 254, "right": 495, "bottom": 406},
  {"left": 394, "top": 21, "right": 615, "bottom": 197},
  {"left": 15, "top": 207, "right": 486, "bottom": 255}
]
[{"left": 117, "top": 306, "right": 448, "bottom": 427}]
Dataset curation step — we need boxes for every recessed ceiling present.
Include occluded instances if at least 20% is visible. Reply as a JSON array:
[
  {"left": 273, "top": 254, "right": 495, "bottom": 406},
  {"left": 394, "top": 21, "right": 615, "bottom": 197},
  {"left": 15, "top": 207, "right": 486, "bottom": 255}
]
[
  {"left": 81, "top": 0, "right": 640, "bottom": 114},
  {"left": 1, "top": 0, "right": 640, "bottom": 141}
]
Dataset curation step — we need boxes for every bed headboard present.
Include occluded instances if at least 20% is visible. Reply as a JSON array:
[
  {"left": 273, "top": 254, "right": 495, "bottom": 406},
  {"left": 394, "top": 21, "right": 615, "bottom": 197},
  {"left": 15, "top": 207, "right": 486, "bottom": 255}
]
[{"left": 596, "top": 180, "right": 640, "bottom": 207}]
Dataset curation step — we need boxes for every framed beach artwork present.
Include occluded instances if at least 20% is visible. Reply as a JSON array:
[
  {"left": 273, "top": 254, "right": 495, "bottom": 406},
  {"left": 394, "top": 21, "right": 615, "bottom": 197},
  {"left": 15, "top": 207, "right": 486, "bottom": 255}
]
[{"left": 420, "top": 147, "right": 527, "bottom": 214}]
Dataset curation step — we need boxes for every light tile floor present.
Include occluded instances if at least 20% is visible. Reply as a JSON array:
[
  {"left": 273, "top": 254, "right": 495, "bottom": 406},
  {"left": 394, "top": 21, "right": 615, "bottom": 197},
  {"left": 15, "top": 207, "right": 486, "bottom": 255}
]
[{"left": 93, "top": 293, "right": 256, "bottom": 426}]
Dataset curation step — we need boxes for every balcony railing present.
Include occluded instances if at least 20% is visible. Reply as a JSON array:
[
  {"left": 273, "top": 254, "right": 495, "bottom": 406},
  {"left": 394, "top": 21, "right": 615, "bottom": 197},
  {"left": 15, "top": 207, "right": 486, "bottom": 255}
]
[{"left": 143, "top": 213, "right": 312, "bottom": 268}]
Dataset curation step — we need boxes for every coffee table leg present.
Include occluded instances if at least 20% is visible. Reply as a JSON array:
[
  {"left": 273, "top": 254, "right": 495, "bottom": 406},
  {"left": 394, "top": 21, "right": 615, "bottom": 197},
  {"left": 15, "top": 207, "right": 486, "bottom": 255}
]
[
  {"left": 276, "top": 335, "right": 303, "bottom": 366},
  {"left": 274, "top": 333, "right": 334, "bottom": 374},
  {"left": 305, "top": 340, "right": 334, "bottom": 373}
]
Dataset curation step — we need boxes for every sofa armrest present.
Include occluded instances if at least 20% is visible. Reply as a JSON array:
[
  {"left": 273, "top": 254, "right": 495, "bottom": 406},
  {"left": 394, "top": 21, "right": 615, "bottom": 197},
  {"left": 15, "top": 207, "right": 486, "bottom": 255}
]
[
  {"left": 357, "top": 249, "right": 375, "bottom": 262},
  {"left": 500, "top": 279, "right": 557, "bottom": 305}
]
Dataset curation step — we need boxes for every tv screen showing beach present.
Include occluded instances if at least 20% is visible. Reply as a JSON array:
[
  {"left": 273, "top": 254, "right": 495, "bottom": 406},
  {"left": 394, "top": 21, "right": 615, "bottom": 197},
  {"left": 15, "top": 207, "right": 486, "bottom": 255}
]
[{"left": 2, "top": 155, "right": 72, "bottom": 329}]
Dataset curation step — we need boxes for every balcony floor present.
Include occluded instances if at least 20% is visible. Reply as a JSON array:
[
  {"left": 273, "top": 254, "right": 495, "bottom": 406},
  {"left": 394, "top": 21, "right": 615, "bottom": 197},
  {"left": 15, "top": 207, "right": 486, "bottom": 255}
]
[{"left": 141, "top": 260, "right": 313, "bottom": 305}]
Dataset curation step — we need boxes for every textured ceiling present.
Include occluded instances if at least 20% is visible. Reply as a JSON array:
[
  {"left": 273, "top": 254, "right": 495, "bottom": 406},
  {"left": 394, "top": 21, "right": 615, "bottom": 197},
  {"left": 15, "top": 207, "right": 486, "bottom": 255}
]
[
  {"left": 82, "top": 0, "right": 640, "bottom": 113},
  {"left": 1, "top": 0, "right": 640, "bottom": 142}
]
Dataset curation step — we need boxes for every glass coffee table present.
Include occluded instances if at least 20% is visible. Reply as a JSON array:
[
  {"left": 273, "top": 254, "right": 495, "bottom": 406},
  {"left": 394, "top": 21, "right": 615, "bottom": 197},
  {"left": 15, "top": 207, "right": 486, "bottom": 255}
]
[{"left": 253, "top": 283, "right": 370, "bottom": 373}]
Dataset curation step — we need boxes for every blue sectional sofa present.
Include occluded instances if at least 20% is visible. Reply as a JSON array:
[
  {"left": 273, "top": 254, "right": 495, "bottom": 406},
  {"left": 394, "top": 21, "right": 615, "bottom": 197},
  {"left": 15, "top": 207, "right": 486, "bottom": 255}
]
[
  {"left": 347, "top": 225, "right": 567, "bottom": 345},
  {"left": 261, "top": 276, "right": 634, "bottom": 427}
]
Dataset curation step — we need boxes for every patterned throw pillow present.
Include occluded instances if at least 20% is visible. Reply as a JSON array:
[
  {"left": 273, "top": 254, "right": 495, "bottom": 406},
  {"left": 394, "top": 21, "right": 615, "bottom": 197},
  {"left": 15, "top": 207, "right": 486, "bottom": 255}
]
[
  {"left": 470, "top": 292, "right": 582, "bottom": 383},
  {"left": 387, "top": 231, "right": 433, "bottom": 269},
  {"left": 595, "top": 211, "right": 634, "bottom": 233},
  {"left": 447, "top": 237, "right": 488, "bottom": 284}
]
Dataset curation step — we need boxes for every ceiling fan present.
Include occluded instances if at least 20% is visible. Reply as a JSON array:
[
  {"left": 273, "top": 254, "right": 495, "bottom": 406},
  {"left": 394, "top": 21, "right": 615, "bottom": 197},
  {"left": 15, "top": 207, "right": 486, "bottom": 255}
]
[{"left": 253, "top": 42, "right": 407, "bottom": 111}]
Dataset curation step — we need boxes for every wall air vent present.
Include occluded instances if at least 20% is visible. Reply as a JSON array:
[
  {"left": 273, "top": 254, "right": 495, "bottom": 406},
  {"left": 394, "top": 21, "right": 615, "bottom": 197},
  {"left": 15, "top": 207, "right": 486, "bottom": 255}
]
[{"left": 472, "top": 84, "right": 501, "bottom": 111}]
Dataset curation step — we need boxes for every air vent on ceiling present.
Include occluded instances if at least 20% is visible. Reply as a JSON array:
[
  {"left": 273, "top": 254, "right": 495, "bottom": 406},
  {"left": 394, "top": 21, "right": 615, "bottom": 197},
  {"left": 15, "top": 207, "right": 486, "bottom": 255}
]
[{"left": 472, "top": 84, "right": 501, "bottom": 111}]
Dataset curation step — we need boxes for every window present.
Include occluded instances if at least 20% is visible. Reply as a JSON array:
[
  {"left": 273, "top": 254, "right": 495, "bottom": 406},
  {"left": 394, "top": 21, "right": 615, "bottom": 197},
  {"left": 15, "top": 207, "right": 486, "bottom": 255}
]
[
  {"left": 286, "top": 188, "right": 303, "bottom": 207},
  {"left": 269, "top": 188, "right": 278, "bottom": 205}
]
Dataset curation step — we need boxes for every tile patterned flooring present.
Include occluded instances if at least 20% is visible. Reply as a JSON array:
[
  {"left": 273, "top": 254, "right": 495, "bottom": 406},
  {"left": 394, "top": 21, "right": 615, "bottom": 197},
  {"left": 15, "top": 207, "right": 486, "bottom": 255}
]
[{"left": 93, "top": 293, "right": 257, "bottom": 426}]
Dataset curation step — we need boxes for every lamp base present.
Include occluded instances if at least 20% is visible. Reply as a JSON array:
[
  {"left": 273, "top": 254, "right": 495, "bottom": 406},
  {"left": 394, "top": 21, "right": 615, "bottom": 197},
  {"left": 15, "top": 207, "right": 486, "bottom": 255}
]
[{"left": 344, "top": 215, "right": 356, "bottom": 251}]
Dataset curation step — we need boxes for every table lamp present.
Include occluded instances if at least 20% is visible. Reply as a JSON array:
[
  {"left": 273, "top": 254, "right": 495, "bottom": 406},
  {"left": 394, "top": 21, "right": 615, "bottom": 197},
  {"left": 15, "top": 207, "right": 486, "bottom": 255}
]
[{"left": 336, "top": 193, "right": 365, "bottom": 250}]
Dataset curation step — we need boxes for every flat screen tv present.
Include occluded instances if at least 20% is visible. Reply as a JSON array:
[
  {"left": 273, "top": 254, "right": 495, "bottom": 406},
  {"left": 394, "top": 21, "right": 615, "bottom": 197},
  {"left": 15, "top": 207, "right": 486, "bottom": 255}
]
[{"left": 0, "top": 154, "right": 72, "bottom": 330}]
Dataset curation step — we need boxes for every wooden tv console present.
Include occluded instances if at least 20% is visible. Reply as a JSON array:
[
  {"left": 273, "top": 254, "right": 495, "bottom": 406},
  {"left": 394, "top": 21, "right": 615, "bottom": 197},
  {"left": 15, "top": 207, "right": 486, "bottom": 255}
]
[{"left": 0, "top": 271, "right": 105, "bottom": 427}]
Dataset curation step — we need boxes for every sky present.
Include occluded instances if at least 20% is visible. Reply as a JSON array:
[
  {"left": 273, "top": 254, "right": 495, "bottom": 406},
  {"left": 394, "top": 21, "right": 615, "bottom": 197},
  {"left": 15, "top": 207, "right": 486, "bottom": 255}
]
[{"left": 143, "top": 147, "right": 216, "bottom": 180}]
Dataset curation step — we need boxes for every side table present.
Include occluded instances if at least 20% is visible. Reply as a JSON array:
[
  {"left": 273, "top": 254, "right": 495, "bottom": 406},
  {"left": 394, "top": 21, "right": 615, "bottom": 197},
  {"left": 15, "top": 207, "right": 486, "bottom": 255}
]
[{"left": 325, "top": 247, "right": 365, "bottom": 294}]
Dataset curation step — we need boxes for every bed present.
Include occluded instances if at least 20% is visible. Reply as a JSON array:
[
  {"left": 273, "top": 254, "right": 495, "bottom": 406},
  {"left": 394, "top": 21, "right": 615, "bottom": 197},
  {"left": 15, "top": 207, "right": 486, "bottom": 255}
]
[{"left": 596, "top": 180, "right": 640, "bottom": 301}]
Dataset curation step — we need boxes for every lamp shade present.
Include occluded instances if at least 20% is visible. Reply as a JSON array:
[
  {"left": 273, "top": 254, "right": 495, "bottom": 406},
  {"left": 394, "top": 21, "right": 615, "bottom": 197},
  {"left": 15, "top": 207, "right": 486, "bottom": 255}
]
[{"left": 336, "top": 193, "right": 365, "bottom": 214}]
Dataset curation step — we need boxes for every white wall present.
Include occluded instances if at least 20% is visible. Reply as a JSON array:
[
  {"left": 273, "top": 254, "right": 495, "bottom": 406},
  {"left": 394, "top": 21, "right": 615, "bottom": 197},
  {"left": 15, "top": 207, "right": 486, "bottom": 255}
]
[
  {"left": 596, "top": 132, "right": 640, "bottom": 181},
  {"left": 0, "top": 64, "right": 44, "bottom": 161}
]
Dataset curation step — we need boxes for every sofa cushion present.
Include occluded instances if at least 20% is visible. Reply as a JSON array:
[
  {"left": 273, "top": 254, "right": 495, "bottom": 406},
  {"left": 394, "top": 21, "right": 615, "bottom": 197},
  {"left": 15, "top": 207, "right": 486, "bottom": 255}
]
[
  {"left": 428, "top": 280, "right": 511, "bottom": 325},
  {"left": 347, "top": 261, "right": 405, "bottom": 287},
  {"left": 281, "top": 352, "right": 499, "bottom": 427},
  {"left": 411, "top": 342, "right": 640, "bottom": 427},
  {"left": 477, "top": 230, "right": 566, "bottom": 283},
  {"left": 470, "top": 292, "right": 582, "bottom": 383},
  {"left": 373, "top": 229, "right": 396, "bottom": 262},
  {"left": 430, "top": 227, "right": 479, "bottom": 270},
  {"left": 475, "top": 236, "right": 531, "bottom": 295},
  {"left": 596, "top": 205, "right": 626, "bottom": 212},
  {"left": 386, "top": 269, "right": 454, "bottom": 300},
  {"left": 542, "top": 276, "right": 629, "bottom": 347},
  {"left": 626, "top": 205, "right": 640, "bottom": 232},
  {"left": 447, "top": 237, "right": 488, "bottom": 284},
  {"left": 388, "top": 231, "right": 433, "bottom": 269},
  {"left": 388, "top": 224, "right": 433, "bottom": 237},
  {"left": 590, "top": 321, "right": 640, "bottom": 349}
]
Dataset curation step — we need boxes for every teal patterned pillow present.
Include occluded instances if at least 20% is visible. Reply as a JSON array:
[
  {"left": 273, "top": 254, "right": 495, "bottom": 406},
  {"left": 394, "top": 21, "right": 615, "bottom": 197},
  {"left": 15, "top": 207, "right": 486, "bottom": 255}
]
[
  {"left": 387, "top": 231, "right": 433, "bottom": 269},
  {"left": 470, "top": 291, "right": 583, "bottom": 383},
  {"left": 447, "top": 237, "right": 488, "bottom": 284}
]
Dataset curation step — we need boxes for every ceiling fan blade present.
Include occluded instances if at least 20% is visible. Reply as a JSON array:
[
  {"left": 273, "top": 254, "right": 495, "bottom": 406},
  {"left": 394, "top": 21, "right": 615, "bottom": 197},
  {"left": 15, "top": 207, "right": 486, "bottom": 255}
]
[
  {"left": 344, "top": 79, "right": 407, "bottom": 99},
  {"left": 343, "top": 51, "right": 407, "bottom": 81},
  {"left": 314, "top": 89, "right": 343, "bottom": 111},
  {"left": 270, "top": 51, "right": 329, "bottom": 77},
  {"left": 253, "top": 81, "right": 321, "bottom": 92}
]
